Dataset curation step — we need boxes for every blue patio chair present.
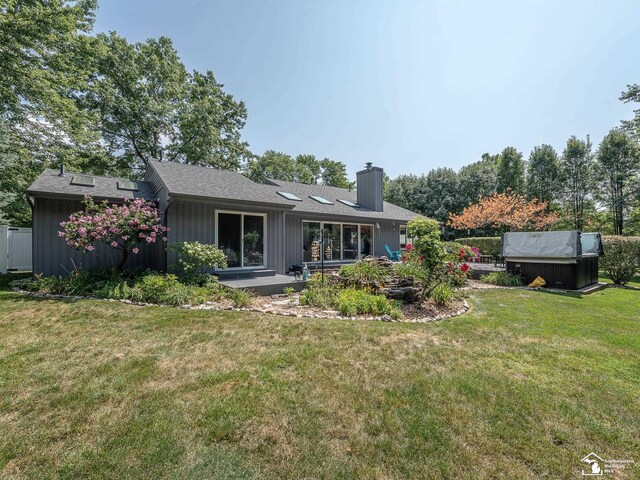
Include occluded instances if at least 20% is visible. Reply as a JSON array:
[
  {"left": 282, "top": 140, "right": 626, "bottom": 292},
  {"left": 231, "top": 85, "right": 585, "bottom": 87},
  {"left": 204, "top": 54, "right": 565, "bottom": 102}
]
[{"left": 385, "top": 244, "right": 402, "bottom": 261}]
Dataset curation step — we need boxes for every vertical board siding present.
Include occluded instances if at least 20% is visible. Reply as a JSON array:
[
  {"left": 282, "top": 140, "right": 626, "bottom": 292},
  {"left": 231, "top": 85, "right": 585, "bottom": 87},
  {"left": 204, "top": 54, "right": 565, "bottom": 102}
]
[
  {"left": 33, "top": 198, "right": 162, "bottom": 276},
  {"left": 166, "top": 200, "right": 215, "bottom": 271},
  {"left": 166, "top": 201, "right": 286, "bottom": 274},
  {"left": 374, "top": 222, "right": 401, "bottom": 257},
  {"left": 284, "top": 215, "right": 303, "bottom": 271}
]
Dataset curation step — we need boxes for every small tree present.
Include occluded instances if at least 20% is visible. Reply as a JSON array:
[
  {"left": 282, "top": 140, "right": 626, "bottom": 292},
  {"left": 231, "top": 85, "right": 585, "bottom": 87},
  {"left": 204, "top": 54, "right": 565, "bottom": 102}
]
[
  {"left": 59, "top": 196, "right": 168, "bottom": 271},
  {"left": 406, "top": 217, "right": 470, "bottom": 300},
  {"left": 448, "top": 191, "right": 559, "bottom": 232}
]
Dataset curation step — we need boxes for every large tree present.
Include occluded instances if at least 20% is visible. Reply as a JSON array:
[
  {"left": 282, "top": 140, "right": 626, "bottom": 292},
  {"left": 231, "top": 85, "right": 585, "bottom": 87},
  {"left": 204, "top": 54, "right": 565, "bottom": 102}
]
[
  {"left": 320, "top": 158, "right": 350, "bottom": 188},
  {"left": 526, "top": 144, "right": 561, "bottom": 206},
  {"left": 560, "top": 135, "right": 594, "bottom": 230},
  {"left": 449, "top": 192, "right": 559, "bottom": 232},
  {"left": 385, "top": 174, "right": 426, "bottom": 214},
  {"left": 457, "top": 155, "right": 499, "bottom": 207},
  {"left": 245, "top": 150, "right": 295, "bottom": 183},
  {"left": 294, "top": 154, "right": 321, "bottom": 184},
  {"left": 620, "top": 83, "right": 640, "bottom": 139},
  {"left": 77, "top": 32, "right": 250, "bottom": 174},
  {"left": 496, "top": 147, "right": 525, "bottom": 194},
  {"left": 418, "top": 168, "right": 461, "bottom": 222},
  {"left": 0, "top": 0, "right": 96, "bottom": 125},
  {"left": 596, "top": 129, "right": 639, "bottom": 235}
]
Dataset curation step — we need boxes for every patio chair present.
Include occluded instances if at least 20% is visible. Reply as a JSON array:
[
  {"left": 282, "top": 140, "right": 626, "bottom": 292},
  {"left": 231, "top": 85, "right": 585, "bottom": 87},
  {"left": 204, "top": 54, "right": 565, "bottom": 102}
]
[
  {"left": 470, "top": 247, "right": 481, "bottom": 262},
  {"left": 385, "top": 244, "right": 402, "bottom": 261}
]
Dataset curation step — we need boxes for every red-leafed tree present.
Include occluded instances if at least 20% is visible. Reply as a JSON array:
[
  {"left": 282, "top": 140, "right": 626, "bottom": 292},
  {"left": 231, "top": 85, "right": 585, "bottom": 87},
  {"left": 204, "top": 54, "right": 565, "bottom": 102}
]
[{"left": 448, "top": 191, "right": 560, "bottom": 232}]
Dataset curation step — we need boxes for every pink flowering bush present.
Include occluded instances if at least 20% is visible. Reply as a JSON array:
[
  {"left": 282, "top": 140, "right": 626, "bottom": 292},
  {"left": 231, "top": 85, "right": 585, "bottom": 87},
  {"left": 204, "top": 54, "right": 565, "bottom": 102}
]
[{"left": 59, "top": 196, "right": 169, "bottom": 271}]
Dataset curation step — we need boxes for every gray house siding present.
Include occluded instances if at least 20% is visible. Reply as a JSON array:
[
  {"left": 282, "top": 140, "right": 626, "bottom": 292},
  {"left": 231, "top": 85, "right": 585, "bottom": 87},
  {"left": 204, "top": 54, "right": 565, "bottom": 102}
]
[
  {"left": 166, "top": 198, "right": 287, "bottom": 274},
  {"left": 32, "top": 197, "right": 163, "bottom": 276},
  {"left": 283, "top": 213, "right": 405, "bottom": 271}
]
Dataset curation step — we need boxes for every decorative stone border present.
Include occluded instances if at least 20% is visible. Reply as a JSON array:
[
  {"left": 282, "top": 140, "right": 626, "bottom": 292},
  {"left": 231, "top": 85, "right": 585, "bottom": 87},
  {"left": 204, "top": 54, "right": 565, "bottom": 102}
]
[{"left": 11, "top": 288, "right": 470, "bottom": 323}]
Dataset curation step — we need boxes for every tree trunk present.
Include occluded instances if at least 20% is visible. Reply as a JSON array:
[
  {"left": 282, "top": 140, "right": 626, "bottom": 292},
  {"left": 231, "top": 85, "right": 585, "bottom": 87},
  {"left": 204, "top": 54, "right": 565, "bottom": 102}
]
[{"left": 116, "top": 248, "right": 130, "bottom": 271}]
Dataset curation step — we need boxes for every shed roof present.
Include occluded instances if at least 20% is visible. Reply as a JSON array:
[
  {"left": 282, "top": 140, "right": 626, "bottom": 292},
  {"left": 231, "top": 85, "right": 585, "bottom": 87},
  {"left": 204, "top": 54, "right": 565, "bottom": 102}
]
[{"left": 27, "top": 169, "right": 156, "bottom": 201}]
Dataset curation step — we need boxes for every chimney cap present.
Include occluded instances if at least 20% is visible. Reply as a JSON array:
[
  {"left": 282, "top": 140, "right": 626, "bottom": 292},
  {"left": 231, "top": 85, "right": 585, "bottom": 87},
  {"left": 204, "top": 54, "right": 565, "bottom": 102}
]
[
  {"left": 58, "top": 163, "right": 65, "bottom": 177},
  {"left": 365, "top": 162, "right": 373, "bottom": 170}
]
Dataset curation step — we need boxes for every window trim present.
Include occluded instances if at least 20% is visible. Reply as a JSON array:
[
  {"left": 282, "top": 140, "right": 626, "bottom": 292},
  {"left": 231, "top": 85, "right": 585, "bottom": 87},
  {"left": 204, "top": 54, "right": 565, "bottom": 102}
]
[
  {"left": 214, "top": 209, "right": 268, "bottom": 270},
  {"left": 399, "top": 224, "right": 412, "bottom": 250}
]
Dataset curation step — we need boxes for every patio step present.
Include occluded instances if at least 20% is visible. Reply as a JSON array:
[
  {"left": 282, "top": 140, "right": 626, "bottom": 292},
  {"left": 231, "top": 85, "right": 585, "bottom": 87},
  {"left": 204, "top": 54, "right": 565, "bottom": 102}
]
[
  {"left": 219, "top": 274, "right": 307, "bottom": 296},
  {"left": 215, "top": 269, "right": 276, "bottom": 281}
]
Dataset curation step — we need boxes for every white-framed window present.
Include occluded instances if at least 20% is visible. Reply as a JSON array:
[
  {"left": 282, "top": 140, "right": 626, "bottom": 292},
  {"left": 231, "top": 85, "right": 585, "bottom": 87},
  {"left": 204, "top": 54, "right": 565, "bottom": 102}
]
[
  {"left": 399, "top": 224, "right": 412, "bottom": 249},
  {"left": 302, "top": 221, "right": 374, "bottom": 262},
  {"left": 215, "top": 210, "right": 267, "bottom": 269}
]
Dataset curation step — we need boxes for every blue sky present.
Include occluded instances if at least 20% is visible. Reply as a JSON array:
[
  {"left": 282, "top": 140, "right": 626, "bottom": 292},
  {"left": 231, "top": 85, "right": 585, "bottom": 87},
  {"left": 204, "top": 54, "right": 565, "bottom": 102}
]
[{"left": 94, "top": 0, "right": 640, "bottom": 179}]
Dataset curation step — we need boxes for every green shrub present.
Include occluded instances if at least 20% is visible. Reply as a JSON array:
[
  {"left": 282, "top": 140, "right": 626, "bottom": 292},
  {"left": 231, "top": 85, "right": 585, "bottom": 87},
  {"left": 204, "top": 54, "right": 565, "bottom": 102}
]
[
  {"left": 334, "top": 288, "right": 401, "bottom": 318},
  {"left": 169, "top": 241, "right": 228, "bottom": 276},
  {"left": 299, "top": 284, "right": 337, "bottom": 310},
  {"left": 481, "top": 271, "right": 525, "bottom": 287},
  {"left": 393, "top": 261, "right": 427, "bottom": 283},
  {"left": 283, "top": 286, "right": 295, "bottom": 295},
  {"left": 600, "top": 236, "right": 640, "bottom": 285},
  {"left": 338, "top": 261, "right": 388, "bottom": 288},
  {"left": 457, "top": 237, "right": 502, "bottom": 257},
  {"left": 26, "top": 275, "right": 66, "bottom": 294},
  {"left": 442, "top": 241, "right": 474, "bottom": 261},
  {"left": 130, "top": 274, "right": 181, "bottom": 304},
  {"left": 430, "top": 284, "right": 455, "bottom": 306},
  {"left": 227, "top": 288, "right": 254, "bottom": 308},
  {"left": 93, "top": 279, "right": 134, "bottom": 299}
]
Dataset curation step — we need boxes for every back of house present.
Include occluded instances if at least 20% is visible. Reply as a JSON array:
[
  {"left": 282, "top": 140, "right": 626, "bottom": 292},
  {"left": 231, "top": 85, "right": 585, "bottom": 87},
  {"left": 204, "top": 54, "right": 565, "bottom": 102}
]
[{"left": 27, "top": 161, "right": 417, "bottom": 277}]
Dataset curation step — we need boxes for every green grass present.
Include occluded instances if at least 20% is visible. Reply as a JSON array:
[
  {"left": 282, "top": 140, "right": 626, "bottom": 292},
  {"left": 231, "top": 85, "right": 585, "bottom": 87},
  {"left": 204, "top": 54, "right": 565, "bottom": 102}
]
[{"left": 0, "top": 273, "right": 639, "bottom": 479}]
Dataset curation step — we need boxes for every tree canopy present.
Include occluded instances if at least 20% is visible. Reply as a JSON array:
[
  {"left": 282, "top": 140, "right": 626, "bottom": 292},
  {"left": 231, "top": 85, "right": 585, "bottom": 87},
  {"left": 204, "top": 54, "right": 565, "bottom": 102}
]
[
  {"left": 496, "top": 147, "right": 525, "bottom": 194},
  {"left": 596, "top": 129, "right": 639, "bottom": 235},
  {"left": 245, "top": 151, "right": 350, "bottom": 187},
  {"left": 526, "top": 144, "right": 561, "bottom": 206}
]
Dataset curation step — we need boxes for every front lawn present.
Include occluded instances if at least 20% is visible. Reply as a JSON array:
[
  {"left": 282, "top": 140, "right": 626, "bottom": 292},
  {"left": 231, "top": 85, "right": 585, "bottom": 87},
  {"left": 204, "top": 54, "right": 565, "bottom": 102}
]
[{"left": 1, "top": 275, "right": 638, "bottom": 479}]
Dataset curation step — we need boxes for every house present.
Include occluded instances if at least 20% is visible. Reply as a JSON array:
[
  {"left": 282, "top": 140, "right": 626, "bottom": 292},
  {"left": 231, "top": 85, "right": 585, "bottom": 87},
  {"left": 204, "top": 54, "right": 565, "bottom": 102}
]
[{"left": 26, "top": 160, "right": 417, "bottom": 278}]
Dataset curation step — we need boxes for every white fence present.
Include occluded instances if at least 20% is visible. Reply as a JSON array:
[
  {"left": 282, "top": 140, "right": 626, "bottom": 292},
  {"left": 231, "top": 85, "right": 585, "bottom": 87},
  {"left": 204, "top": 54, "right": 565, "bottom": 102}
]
[{"left": 0, "top": 226, "right": 32, "bottom": 274}]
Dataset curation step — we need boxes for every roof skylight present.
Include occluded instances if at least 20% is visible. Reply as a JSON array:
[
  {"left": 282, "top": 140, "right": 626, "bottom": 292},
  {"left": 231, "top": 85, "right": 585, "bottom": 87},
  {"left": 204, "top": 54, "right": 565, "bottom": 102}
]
[
  {"left": 338, "top": 199, "right": 361, "bottom": 208},
  {"left": 117, "top": 180, "right": 139, "bottom": 191},
  {"left": 70, "top": 175, "right": 95, "bottom": 187},
  {"left": 309, "top": 195, "right": 333, "bottom": 205},
  {"left": 277, "top": 191, "right": 302, "bottom": 201}
]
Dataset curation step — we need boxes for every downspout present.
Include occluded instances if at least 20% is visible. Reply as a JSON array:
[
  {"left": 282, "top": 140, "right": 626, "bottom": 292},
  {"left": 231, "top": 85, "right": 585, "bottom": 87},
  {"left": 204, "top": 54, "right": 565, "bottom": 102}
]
[{"left": 26, "top": 194, "right": 35, "bottom": 278}]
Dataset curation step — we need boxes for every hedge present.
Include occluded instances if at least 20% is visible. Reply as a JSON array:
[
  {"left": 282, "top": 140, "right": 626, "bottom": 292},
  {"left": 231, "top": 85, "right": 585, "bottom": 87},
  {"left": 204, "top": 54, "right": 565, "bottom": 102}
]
[
  {"left": 457, "top": 237, "right": 502, "bottom": 257},
  {"left": 600, "top": 236, "right": 640, "bottom": 284}
]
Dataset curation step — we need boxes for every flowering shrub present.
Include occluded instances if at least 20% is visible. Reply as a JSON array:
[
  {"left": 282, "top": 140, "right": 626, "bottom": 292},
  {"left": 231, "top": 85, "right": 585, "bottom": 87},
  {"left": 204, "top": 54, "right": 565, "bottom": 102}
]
[
  {"left": 169, "top": 241, "right": 228, "bottom": 276},
  {"left": 406, "top": 217, "right": 470, "bottom": 300},
  {"left": 59, "top": 196, "right": 168, "bottom": 270}
]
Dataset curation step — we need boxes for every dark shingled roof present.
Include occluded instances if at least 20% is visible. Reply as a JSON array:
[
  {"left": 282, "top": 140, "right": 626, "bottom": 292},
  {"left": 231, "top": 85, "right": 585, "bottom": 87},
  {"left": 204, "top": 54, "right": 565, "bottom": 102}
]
[
  {"left": 265, "top": 179, "right": 416, "bottom": 222},
  {"left": 27, "top": 169, "right": 156, "bottom": 201},
  {"left": 147, "top": 160, "right": 294, "bottom": 208},
  {"left": 28, "top": 162, "right": 418, "bottom": 222},
  {"left": 146, "top": 160, "right": 417, "bottom": 221}
]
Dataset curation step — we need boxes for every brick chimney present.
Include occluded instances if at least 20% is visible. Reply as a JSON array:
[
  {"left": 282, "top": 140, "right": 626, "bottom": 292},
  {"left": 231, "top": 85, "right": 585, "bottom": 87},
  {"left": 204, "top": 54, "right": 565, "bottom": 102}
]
[{"left": 356, "top": 163, "right": 384, "bottom": 211}]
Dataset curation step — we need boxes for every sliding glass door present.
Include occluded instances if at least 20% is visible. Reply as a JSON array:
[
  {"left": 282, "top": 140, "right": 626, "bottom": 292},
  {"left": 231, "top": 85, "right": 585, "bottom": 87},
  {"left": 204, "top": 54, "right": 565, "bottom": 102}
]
[
  {"left": 302, "top": 221, "right": 374, "bottom": 262},
  {"left": 217, "top": 212, "right": 265, "bottom": 268}
]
